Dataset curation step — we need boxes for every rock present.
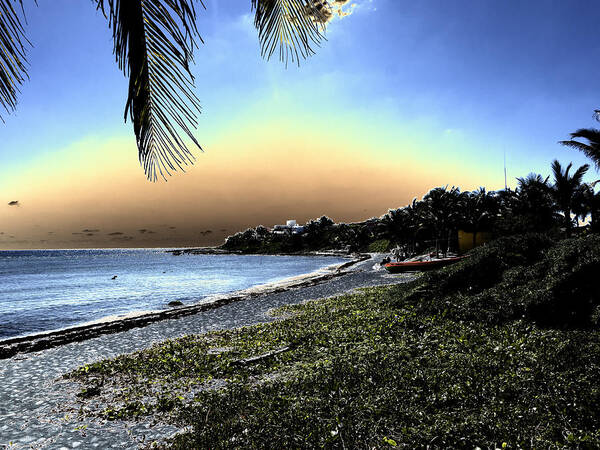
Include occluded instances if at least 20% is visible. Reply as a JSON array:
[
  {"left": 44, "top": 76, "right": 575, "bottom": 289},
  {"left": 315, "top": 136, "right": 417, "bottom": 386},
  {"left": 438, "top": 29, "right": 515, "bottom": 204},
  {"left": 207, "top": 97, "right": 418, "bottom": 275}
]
[{"left": 168, "top": 300, "right": 184, "bottom": 307}]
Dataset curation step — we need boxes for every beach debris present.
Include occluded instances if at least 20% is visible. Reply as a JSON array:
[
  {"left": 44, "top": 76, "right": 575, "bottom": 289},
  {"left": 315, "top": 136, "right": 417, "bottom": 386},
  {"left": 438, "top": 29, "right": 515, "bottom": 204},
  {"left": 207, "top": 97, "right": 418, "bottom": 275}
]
[{"left": 231, "top": 345, "right": 293, "bottom": 367}]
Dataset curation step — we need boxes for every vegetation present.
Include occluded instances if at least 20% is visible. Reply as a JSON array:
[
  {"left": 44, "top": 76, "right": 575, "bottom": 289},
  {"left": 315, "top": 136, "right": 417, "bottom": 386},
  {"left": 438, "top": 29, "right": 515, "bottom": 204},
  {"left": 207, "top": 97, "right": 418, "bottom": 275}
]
[
  {"left": 560, "top": 110, "right": 600, "bottom": 232},
  {"left": 560, "top": 110, "right": 600, "bottom": 171},
  {"left": 0, "top": 0, "right": 339, "bottom": 180},
  {"left": 221, "top": 159, "right": 596, "bottom": 256},
  {"left": 67, "top": 233, "right": 600, "bottom": 448}
]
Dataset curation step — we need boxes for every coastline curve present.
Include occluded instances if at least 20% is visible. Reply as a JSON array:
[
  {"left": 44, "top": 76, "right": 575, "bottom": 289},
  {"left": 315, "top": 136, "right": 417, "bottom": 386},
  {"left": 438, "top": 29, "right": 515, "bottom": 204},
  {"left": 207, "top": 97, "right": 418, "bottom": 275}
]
[{"left": 0, "top": 253, "right": 370, "bottom": 360}]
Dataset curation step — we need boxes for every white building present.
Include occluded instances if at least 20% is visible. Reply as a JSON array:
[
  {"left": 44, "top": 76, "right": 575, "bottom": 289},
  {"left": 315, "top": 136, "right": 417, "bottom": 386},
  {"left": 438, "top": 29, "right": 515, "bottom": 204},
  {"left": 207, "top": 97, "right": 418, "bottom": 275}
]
[{"left": 273, "top": 219, "right": 305, "bottom": 235}]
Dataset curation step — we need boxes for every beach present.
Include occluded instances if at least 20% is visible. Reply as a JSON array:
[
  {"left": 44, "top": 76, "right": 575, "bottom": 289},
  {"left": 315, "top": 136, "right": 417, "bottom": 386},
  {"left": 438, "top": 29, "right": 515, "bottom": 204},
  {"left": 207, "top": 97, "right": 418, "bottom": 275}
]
[{"left": 0, "top": 254, "right": 413, "bottom": 448}]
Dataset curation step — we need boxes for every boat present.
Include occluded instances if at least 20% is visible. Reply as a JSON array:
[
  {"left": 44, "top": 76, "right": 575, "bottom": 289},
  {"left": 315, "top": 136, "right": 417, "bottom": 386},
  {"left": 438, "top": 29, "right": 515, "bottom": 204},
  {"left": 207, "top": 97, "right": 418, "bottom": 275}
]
[{"left": 384, "top": 256, "right": 465, "bottom": 273}]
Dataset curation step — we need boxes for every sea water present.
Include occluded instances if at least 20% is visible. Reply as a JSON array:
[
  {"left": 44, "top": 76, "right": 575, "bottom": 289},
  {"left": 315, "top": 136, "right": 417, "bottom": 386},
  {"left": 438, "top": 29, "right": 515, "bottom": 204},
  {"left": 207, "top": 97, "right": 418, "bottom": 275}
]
[{"left": 0, "top": 249, "right": 345, "bottom": 340}]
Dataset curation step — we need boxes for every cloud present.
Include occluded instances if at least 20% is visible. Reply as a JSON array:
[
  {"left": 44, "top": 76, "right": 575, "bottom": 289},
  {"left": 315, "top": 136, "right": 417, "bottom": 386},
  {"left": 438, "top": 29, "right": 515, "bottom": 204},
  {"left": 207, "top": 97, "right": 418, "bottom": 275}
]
[
  {"left": 8, "top": 201, "right": 19, "bottom": 206},
  {"left": 72, "top": 232, "right": 82, "bottom": 235},
  {"left": 86, "top": 233, "right": 94, "bottom": 236},
  {"left": 108, "top": 232, "right": 124, "bottom": 236},
  {"left": 200, "top": 230, "right": 213, "bottom": 236},
  {"left": 312, "top": 0, "right": 355, "bottom": 24},
  {"left": 138, "top": 229, "right": 155, "bottom": 234},
  {"left": 111, "top": 235, "right": 134, "bottom": 241},
  {"left": 82, "top": 229, "right": 100, "bottom": 233},
  {"left": 168, "top": 226, "right": 177, "bottom": 230}
]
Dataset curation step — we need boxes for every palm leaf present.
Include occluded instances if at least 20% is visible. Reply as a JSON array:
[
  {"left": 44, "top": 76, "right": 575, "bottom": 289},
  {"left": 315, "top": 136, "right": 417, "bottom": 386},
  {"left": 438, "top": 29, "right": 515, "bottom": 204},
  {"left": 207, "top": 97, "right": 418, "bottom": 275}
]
[
  {"left": 568, "top": 127, "right": 600, "bottom": 144},
  {"left": 0, "top": 0, "right": 30, "bottom": 121},
  {"left": 571, "top": 163, "right": 590, "bottom": 186},
  {"left": 96, "top": 0, "right": 204, "bottom": 181},
  {"left": 252, "top": 0, "right": 329, "bottom": 66},
  {"left": 559, "top": 127, "right": 600, "bottom": 171}
]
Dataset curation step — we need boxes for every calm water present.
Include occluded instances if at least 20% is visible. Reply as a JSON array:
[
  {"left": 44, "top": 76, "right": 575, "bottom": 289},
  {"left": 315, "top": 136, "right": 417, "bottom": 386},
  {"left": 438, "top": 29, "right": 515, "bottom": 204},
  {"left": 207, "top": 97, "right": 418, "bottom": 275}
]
[{"left": 0, "top": 249, "right": 345, "bottom": 340}]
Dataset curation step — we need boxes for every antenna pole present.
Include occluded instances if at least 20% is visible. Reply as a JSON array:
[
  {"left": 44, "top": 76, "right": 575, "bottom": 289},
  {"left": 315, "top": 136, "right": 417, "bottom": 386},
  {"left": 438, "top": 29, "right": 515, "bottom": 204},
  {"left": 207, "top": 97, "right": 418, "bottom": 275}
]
[{"left": 504, "top": 150, "right": 507, "bottom": 190}]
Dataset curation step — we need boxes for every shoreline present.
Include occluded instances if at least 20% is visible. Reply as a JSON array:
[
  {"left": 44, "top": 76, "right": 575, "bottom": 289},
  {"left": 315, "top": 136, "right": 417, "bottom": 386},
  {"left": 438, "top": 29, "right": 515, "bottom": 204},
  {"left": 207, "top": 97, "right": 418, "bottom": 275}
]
[
  {"left": 167, "top": 247, "right": 353, "bottom": 257},
  {"left": 0, "top": 253, "right": 371, "bottom": 360},
  {"left": 0, "top": 251, "right": 404, "bottom": 448}
]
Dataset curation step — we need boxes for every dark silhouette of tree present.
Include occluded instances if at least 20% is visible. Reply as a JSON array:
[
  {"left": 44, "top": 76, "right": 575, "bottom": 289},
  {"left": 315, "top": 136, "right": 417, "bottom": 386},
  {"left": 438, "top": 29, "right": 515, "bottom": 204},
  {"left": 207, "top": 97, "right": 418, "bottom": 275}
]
[
  {"left": 0, "top": 0, "right": 334, "bottom": 180},
  {"left": 551, "top": 160, "right": 589, "bottom": 233},
  {"left": 461, "top": 187, "right": 498, "bottom": 250},
  {"left": 515, "top": 173, "right": 556, "bottom": 232},
  {"left": 560, "top": 128, "right": 600, "bottom": 171},
  {"left": 560, "top": 111, "right": 600, "bottom": 171},
  {"left": 591, "top": 190, "right": 600, "bottom": 233},
  {"left": 420, "top": 186, "right": 462, "bottom": 256}
]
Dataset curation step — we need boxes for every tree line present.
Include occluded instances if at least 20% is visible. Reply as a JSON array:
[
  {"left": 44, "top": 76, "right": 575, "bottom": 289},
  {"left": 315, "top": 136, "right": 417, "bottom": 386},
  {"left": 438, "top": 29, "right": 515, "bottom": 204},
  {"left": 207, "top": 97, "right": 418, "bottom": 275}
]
[{"left": 222, "top": 111, "right": 600, "bottom": 255}]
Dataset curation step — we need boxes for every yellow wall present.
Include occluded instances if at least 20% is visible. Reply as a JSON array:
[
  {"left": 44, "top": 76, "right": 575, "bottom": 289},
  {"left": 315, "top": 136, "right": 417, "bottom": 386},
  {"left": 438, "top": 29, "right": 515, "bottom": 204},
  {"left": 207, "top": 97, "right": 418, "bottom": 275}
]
[{"left": 458, "top": 230, "right": 492, "bottom": 253}]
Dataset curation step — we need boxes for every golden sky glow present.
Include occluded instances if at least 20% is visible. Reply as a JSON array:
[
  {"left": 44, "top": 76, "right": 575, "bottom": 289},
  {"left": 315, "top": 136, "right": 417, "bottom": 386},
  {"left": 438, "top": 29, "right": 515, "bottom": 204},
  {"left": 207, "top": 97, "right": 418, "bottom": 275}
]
[
  {"left": 0, "top": 109, "right": 502, "bottom": 249},
  {"left": 5, "top": 0, "right": 596, "bottom": 249}
]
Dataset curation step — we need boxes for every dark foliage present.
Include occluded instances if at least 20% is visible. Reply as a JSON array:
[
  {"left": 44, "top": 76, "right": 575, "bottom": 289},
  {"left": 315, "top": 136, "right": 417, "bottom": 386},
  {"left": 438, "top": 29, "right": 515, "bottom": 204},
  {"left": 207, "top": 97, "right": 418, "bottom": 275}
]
[
  {"left": 220, "top": 162, "right": 597, "bottom": 256},
  {"left": 399, "top": 233, "right": 600, "bottom": 328}
]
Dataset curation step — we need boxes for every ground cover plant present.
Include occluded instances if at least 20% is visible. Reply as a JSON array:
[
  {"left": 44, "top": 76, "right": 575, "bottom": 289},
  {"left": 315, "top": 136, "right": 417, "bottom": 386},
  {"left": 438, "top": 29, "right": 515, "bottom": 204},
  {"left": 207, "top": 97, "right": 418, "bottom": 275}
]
[{"left": 67, "top": 233, "right": 600, "bottom": 448}]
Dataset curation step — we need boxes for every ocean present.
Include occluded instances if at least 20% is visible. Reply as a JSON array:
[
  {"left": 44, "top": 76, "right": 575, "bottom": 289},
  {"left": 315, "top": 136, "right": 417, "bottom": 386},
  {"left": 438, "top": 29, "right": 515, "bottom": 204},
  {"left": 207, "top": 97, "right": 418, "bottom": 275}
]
[{"left": 0, "top": 249, "right": 346, "bottom": 340}]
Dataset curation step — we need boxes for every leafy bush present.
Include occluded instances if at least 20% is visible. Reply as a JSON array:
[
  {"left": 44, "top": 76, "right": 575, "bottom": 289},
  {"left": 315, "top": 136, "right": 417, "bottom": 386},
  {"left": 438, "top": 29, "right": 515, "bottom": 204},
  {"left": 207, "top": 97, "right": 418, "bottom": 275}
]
[
  {"left": 400, "top": 233, "right": 600, "bottom": 328},
  {"left": 367, "top": 239, "right": 391, "bottom": 253},
  {"left": 403, "top": 233, "right": 553, "bottom": 300}
]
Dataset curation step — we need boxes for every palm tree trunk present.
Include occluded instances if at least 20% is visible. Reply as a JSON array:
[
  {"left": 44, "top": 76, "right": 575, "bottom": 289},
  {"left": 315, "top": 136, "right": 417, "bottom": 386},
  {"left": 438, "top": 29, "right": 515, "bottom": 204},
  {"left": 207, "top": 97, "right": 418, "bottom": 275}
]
[{"left": 564, "top": 208, "right": 572, "bottom": 236}]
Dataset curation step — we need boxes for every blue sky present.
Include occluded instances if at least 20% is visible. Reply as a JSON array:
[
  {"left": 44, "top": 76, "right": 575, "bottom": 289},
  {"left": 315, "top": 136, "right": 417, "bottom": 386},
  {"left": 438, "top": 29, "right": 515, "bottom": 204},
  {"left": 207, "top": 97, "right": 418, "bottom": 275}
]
[
  {"left": 1, "top": 0, "right": 600, "bottom": 248},
  {"left": 3, "top": 0, "right": 600, "bottom": 175}
]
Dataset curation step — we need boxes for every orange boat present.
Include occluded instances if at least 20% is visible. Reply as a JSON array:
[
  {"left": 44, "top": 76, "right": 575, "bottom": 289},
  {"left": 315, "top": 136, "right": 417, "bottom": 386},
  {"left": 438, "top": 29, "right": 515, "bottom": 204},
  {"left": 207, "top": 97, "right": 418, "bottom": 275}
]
[{"left": 384, "top": 256, "right": 465, "bottom": 273}]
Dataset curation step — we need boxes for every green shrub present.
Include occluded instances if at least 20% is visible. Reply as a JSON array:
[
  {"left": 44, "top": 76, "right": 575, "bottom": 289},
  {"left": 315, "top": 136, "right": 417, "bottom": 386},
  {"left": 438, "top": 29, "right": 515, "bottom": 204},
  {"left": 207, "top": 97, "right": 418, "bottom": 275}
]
[
  {"left": 399, "top": 233, "right": 600, "bottom": 328},
  {"left": 368, "top": 239, "right": 391, "bottom": 253}
]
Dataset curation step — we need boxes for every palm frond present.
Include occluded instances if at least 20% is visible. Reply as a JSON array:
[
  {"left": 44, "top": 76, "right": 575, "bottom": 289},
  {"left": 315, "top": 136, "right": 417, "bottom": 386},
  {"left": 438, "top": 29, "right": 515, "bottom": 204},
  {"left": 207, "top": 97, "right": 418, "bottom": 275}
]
[
  {"left": 0, "top": 0, "right": 30, "bottom": 121},
  {"left": 568, "top": 127, "right": 600, "bottom": 144},
  {"left": 559, "top": 128, "right": 600, "bottom": 171},
  {"left": 252, "top": 0, "right": 329, "bottom": 66},
  {"left": 96, "top": 0, "right": 204, "bottom": 181},
  {"left": 559, "top": 140, "right": 600, "bottom": 170},
  {"left": 551, "top": 159, "right": 563, "bottom": 181},
  {"left": 572, "top": 163, "right": 590, "bottom": 186}
]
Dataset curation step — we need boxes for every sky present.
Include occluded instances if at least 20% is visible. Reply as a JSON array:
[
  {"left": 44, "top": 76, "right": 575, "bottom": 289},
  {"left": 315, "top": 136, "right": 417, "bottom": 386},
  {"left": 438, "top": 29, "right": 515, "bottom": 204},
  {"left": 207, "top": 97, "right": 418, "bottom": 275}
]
[{"left": 1, "top": 0, "right": 600, "bottom": 249}]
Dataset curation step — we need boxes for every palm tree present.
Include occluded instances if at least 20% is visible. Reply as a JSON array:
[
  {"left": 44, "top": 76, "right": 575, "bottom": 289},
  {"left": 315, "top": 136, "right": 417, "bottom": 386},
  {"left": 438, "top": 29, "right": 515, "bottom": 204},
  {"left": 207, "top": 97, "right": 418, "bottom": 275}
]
[
  {"left": 421, "top": 186, "right": 462, "bottom": 256},
  {"left": 571, "top": 184, "right": 592, "bottom": 227},
  {"left": 460, "top": 187, "right": 498, "bottom": 250},
  {"left": 514, "top": 173, "right": 557, "bottom": 232},
  {"left": 551, "top": 159, "right": 589, "bottom": 233},
  {"left": 0, "top": 0, "right": 334, "bottom": 180},
  {"left": 559, "top": 128, "right": 600, "bottom": 171},
  {"left": 591, "top": 190, "right": 600, "bottom": 233}
]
